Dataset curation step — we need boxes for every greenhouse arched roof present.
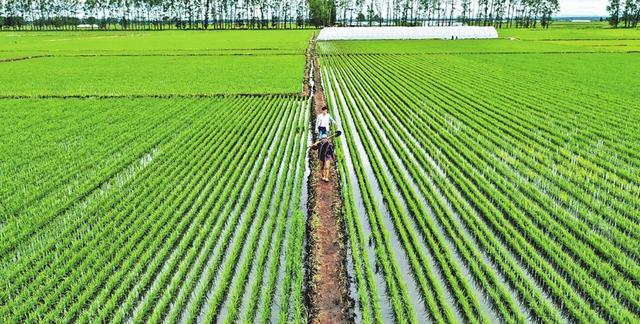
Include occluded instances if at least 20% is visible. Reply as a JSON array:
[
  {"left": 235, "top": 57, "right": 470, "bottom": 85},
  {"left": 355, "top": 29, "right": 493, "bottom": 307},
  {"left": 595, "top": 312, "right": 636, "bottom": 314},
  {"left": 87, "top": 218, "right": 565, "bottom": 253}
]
[{"left": 317, "top": 26, "right": 499, "bottom": 40}]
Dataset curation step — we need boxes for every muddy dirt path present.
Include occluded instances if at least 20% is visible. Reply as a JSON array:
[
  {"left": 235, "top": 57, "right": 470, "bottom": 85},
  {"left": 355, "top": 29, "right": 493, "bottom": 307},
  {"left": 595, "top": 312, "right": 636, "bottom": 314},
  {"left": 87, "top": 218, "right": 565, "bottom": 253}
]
[{"left": 305, "top": 37, "right": 352, "bottom": 324}]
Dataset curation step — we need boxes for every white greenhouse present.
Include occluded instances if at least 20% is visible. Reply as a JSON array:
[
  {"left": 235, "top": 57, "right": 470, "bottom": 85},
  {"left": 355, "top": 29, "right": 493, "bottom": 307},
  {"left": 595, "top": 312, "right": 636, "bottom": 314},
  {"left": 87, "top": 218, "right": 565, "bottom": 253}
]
[{"left": 317, "top": 26, "right": 499, "bottom": 41}]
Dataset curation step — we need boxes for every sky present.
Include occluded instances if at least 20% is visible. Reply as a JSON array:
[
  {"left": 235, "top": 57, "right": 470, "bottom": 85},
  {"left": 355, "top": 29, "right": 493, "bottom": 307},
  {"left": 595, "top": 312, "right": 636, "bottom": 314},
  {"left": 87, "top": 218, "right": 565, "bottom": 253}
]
[{"left": 557, "top": 0, "right": 609, "bottom": 17}]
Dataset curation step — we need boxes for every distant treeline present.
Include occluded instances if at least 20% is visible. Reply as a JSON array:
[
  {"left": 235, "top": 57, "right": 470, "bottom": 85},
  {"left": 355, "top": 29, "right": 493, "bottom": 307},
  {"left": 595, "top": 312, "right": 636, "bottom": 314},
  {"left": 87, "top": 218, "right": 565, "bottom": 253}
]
[
  {"left": 0, "top": 0, "right": 560, "bottom": 30},
  {"left": 607, "top": 0, "right": 640, "bottom": 28}
]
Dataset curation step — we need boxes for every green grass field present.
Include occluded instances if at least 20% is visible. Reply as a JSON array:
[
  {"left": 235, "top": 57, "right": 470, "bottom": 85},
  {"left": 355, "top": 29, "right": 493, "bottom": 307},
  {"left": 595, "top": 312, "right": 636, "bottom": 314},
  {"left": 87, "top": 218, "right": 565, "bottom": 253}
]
[
  {"left": 0, "top": 55, "right": 305, "bottom": 96},
  {"left": 1, "top": 24, "right": 639, "bottom": 323},
  {"left": 0, "top": 30, "right": 313, "bottom": 95},
  {"left": 500, "top": 24, "right": 640, "bottom": 39},
  {"left": 0, "top": 30, "right": 313, "bottom": 55}
]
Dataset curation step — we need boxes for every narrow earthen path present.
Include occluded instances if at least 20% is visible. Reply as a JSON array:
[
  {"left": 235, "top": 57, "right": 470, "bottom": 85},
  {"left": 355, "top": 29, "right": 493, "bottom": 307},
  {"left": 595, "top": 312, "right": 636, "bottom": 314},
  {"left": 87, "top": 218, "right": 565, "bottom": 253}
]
[{"left": 306, "top": 37, "right": 351, "bottom": 324}]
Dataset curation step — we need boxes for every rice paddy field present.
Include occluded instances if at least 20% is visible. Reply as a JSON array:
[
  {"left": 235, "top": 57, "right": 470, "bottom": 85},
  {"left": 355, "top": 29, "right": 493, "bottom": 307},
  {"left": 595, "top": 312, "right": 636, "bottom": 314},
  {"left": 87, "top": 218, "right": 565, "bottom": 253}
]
[
  {"left": 0, "top": 30, "right": 311, "bottom": 96},
  {"left": 1, "top": 24, "right": 640, "bottom": 323},
  {"left": 320, "top": 27, "right": 640, "bottom": 323},
  {"left": 0, "top": 31, "right": 312, "bottom": 323}
]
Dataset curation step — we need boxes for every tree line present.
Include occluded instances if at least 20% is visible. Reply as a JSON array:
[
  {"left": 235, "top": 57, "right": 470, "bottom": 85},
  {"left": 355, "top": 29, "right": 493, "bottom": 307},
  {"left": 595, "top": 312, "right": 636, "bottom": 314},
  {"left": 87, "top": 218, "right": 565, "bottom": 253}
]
[
  {"left": 0, "top": 0, "right": 559, "bottom": 30},
  {"left": 333, "top": 0, "right": 559, "bottom": 28},
  {"left": 607, "top": 0, "right": 640, "bottom": 28}
]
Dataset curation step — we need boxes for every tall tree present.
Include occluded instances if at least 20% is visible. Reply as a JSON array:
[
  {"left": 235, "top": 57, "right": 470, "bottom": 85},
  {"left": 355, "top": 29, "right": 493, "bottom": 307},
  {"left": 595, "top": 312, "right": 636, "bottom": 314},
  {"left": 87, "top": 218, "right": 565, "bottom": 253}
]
[
  {"left": 309, "top": 0, "right": 335, "bottom": 26},
  {"left": 539, "top": 0, "right": 558, "bottom": 28},
  {"left": 622, "top": 0, "right": 638, "bottom": 27},
  {"left": 459, "top": 0, "right": 470, "bottom": 24},
  {"left": 608, "top": 0, "right": 621, "bottom": 27},
  {"left": 634, "top": 0, "right": 640, "bottom": 27}
]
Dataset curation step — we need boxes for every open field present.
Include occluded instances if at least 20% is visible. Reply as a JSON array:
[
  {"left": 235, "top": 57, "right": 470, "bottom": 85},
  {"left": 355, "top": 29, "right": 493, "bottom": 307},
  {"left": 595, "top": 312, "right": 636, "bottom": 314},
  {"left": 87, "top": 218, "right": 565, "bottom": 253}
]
[
  {"left": 0, "top": 30, "right": 314, "bottom": 56},
  {"left": 318, "top": 27, "right": 640, "bottom": 54},
  {"left": 0, "top": 55, "right": 305, "bottom": 96},
  {"left": 0, "top": 96, "right": 309, "bottom": 323},
  {"left": 0, "top": 29, "right": 313, "bottom": 323},
  {"left": 320, "top": 28, "right": 640, "bottom": 323},
  {"left": 1, "top": 24, "right": 640, "bottom": 324},
  {"left": 0, "top": 30, "right": 313, "bottom": 96},
  {"left": 500, "top": 25, "right": 640, "bottom": 40}
]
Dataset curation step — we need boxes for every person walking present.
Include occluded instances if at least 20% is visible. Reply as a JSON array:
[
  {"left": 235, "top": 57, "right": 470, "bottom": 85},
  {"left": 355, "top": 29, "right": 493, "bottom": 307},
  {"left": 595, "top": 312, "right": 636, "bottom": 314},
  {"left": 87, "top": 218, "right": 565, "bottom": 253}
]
[
  {"left": 315, "top": 105, "right": 337, "bottom": 138},
  {"left": 315, "top": 134, "right": 335, "bottom": 182}
]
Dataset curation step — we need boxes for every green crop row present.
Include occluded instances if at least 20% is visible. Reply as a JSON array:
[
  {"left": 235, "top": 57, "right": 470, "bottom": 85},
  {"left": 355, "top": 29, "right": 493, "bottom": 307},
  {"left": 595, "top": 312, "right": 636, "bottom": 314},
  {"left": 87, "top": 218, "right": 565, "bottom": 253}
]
[
  {"left": 321, "top": 48, "right": 639, "bottom": 323},
  {"left": 0, "top": 96, "right": 309, "bottom": 323}
]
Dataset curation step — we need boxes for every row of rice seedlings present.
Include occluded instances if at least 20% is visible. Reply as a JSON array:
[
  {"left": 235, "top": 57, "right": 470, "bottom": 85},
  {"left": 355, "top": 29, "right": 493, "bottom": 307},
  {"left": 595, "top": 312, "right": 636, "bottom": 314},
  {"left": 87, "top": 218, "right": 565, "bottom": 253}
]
[
  {"left": 330, "top": 63, "right": 418, "bottom": 324},
  {"left": 471, "top": 53, "right": 640, "bottom": 165},
  {"left": 409, "top": 60, "right": 640, "bottom": 300},
  {"left": 67, "top": 99, "right": 250, "bottom": 322},
  {"left": 288, "top": 101, "right": 312, "bottom": 323},
  {"left": 254, "top": 101, "right": 310, "bottom": 324},
  {"left": 409, "top": 54, "right": 640, "bottom": 240},
  {"left": 0, "top": 99, "right": 202, "bottom": 281},
  {"left": 0, "top": 99, "right": 190, "bottom": 257},
  {"left": 234, "top": 105, "right": 300, "bottom": 322},
  {"left": 356, "top": 54, "right": 636, "bottom": 322},
  {"left": 418, "top": 54, "right": 640, "bottom": 207},
  {"left": 345, "top": 53, "right": 598, "bottom": 322},
  {"left": 419, "top": 67, "right": 640, "bottom": 257},
  {"left": 124, "top": 97, "right": 282, "bottom": 323},
  {"left": 1, "top": 96, "right": 312, "bottom": 322},
  {"left": 0, "top": 99, "right": 159, "bottom": 219},
  {"left": 383, "top": 54, "right": 639, "bottom": 317},
  {"left": 33, "top": 99, "right": 235, "bottom": 322},
  {"left": 325, "top": 71, "right": 385, "bottom": 324},
  {"left": 146, "top": 100, "right": 304, "bottom": 322},
  {"left": 180, "top": 98, "right": 296, "bottom": 323},
  {"left": 396, "top": 52, "right": 637, "bottom": 273},
  {"left": 329, "top": 57, "right": 491, "bottom": 324},
  {"left": 0, "top": 99, "right": 209, "bottom": 321},
  {"left": 328, "top": 54, "right": 521, "bottom": 318},
  {"left": 0, "top": 96, "right": 280, "bottom": 322},
  {"left": 167, "top": 98, "right": 294, "bottom": 324},
  {"left": 324, "top": 53, "right": 560, "bottom": 322},
  {"left": 329, "top": 62, "right": 452, "bottom": 321},
  {"left": 278, "top": 102, "right": 309, "bottom": 324},
  {"left": 220, "top": 98, "right": 302, "bottom": 323},
  {"left": 199, "top": 101, "right": 298, "bottom": 322},
  {"left": 428, "top": 57, "right": 639, "bottom": 252},
  {"left": 334, "top": 54, "right": 547, "bottom": 322}
]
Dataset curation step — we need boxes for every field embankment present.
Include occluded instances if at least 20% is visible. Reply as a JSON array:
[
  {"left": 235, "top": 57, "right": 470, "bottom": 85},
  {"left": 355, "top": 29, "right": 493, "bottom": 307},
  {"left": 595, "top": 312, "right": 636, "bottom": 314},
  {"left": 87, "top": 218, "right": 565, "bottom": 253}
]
[{"left": 305, "top": 37, "right": 352, "bottom": 323}]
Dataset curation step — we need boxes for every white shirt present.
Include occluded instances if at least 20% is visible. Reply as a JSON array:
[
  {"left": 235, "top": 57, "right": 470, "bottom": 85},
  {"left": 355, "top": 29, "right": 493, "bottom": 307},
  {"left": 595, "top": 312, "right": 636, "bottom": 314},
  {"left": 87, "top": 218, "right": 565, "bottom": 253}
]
[{"left": 315, "top": 113, "right": 336, "bottom": 132}]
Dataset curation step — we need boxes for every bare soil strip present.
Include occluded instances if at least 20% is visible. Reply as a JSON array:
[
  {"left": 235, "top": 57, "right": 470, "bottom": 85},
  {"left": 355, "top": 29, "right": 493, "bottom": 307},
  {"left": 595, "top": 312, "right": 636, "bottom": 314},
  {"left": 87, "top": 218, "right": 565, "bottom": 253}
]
[{"left": 305, "top": 37, "right": 352, "bottom": 324}]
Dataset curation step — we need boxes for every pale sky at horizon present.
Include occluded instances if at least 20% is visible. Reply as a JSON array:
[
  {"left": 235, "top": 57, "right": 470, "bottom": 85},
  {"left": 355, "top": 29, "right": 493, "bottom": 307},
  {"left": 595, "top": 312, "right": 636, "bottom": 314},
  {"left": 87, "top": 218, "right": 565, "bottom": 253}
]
[{"left": 557, "top": 0, "right": 608, "bottom": 17}]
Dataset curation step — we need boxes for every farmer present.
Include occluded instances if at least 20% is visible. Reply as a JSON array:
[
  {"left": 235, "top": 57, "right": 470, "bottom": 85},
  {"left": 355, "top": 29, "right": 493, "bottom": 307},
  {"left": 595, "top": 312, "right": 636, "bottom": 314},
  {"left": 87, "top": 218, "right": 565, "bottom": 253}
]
[
  {"left": 315, "top": 105, "right": 337, "bottom": 138},
  {"left": 316, "top": 134, "right": 335, "bottom": 182}
]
